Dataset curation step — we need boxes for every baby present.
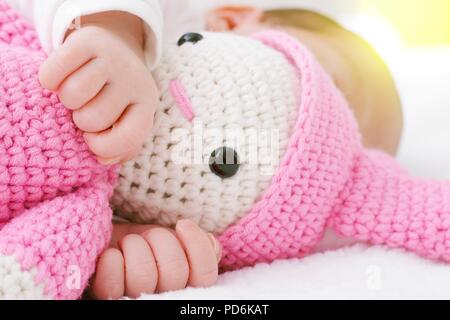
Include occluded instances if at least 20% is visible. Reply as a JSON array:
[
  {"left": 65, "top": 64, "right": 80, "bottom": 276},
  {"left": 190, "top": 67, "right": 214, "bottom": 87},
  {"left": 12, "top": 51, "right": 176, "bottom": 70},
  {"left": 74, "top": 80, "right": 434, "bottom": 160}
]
[{"left": 6, "top": 1, "right": 403, "bottom": 299}]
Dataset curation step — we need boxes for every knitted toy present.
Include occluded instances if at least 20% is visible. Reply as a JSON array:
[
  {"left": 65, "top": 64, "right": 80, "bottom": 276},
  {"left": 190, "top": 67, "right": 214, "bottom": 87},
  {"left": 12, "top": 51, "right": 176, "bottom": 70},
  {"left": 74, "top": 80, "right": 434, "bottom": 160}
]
[
  {"left": 1, "top": 1, "right": 449, "bottom": 301},
  {"left": 0, "top": 2, "right": 117, "bottom": 299},
  {"left": 114, "top": 29, "right": 450, "bottom": 272}
]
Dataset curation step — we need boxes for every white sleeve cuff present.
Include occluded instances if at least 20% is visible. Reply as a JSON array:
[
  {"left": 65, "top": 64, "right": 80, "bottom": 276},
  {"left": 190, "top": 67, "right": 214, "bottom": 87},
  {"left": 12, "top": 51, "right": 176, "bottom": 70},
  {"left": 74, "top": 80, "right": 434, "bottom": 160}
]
[{"left": 52, "top": 0, "right": 163, "bottom": 69}]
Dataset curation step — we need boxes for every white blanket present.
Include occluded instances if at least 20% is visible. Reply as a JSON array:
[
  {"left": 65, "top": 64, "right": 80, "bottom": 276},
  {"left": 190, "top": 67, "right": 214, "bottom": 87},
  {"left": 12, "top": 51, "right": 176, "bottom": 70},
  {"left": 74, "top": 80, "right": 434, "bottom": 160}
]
[
  {"left": 143, "top": 245, "right": 450, "bottom": 300},
  {"left": 143, "top": 2, "right": 450, "bottom": 300}
]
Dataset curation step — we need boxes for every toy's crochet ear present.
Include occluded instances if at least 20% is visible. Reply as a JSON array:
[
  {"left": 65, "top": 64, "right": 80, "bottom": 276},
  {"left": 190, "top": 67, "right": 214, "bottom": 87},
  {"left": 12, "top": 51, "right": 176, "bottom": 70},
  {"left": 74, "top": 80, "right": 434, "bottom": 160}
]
[
  {"left": 250, "top": 31, "right": 304, "bottom": 75},
  {"left": 220, "top": 31, "right": 450, "bottom": 271},
  {"left": 219, "top": 30, "right": 363, "bottom": 269},
  {"left": 249, "top": 30, "right": 362, "bottom": 144}
]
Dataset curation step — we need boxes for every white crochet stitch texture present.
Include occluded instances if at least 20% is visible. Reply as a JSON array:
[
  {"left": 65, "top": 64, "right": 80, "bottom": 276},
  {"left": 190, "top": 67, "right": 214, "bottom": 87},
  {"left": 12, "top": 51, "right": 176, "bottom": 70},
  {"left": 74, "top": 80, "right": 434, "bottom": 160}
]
[
  {"left": 113, "top": 33, "right": 300, "bottom": 234},
  {"left": 0, "top": 255, "right": 48, "bottom": 300}
]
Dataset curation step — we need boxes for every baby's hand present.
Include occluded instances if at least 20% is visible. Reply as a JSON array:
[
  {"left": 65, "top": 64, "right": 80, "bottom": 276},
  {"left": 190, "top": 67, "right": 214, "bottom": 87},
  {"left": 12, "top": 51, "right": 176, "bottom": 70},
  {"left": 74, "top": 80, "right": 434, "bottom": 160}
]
[
  {"left": 91, "top": 220, "right": 222, "bottom": 300},
  {"left": 39, "top": 12, "right": 158, "bottom": 164}
]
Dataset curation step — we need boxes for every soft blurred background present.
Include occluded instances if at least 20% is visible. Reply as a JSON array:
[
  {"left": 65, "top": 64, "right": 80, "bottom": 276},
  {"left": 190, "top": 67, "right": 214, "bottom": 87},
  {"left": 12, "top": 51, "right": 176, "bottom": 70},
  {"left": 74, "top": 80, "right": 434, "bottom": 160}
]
[
  {"left": 193, "top": 0, "right": 450, "bottom": 179},
  {"left": 375, "top": 0, "right": 450, "bottom": 46}
]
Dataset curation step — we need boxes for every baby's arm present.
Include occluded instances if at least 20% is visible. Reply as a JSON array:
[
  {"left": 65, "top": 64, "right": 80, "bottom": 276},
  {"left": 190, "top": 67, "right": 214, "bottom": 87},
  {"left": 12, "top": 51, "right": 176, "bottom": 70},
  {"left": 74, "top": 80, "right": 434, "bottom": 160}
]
[{"left": 91, "top": 221, "right": 221, "bottom": 300}]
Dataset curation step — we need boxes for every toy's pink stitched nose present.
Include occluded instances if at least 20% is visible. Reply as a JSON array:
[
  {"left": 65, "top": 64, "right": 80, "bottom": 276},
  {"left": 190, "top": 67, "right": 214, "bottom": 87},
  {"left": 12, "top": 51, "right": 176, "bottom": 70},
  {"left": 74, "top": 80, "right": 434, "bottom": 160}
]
[{"left": 169, "top": 79, "right": 195, "bottom": 121}]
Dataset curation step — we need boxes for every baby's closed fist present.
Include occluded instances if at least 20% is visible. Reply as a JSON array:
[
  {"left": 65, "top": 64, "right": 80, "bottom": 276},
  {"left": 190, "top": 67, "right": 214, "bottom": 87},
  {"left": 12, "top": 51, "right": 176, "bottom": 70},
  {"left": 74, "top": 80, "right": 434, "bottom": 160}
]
[
  {"left": 39, "top": 12, "right": 158, "bottom": 165},
  {"left": 91, "top": 220, "right": 222, "bottom": 300}
]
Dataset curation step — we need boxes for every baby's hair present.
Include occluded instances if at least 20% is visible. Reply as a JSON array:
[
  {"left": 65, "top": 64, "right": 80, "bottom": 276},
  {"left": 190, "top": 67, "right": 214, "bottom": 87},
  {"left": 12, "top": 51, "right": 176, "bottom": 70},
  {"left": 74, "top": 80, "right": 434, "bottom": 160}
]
[
  {"left": 264, "top": 8, "right": 403, "bottom": 154},
  {"left": 263, "top": 9, "right": 342, "bottom": 32}
]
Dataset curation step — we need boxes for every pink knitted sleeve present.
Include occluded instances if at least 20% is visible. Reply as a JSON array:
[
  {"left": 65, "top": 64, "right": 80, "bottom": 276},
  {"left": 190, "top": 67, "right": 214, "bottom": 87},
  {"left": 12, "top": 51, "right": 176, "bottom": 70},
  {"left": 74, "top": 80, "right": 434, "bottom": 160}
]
[{"left": 330, "top": 149, "right": 450, "bottom": 262}]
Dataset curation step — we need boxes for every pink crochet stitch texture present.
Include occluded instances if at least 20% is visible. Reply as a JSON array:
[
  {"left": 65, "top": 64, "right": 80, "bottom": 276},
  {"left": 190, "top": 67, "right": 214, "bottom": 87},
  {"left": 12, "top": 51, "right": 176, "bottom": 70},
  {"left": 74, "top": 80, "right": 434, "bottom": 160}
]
[
  {"left": 218, "top": 31, "right": 450, "bottom": 269},
  {"left": 2, "top": 0, "right": 450, "bottom": 299},
  {"left": 0, "top": 1, "right": 117, "bottom": 299}
]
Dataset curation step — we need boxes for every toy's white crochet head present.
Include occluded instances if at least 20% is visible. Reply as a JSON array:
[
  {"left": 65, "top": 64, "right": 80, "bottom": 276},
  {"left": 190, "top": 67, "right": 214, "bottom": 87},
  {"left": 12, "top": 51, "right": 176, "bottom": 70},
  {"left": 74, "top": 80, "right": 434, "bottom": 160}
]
[{"left": 113, "top": 32, "right": 300, "bottom": 233}]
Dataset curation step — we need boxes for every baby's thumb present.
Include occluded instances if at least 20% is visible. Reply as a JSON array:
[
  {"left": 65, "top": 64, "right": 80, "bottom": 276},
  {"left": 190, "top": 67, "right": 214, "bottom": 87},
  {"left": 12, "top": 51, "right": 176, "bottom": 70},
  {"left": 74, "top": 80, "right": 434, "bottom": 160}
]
[{"left": 208, "top": 233, "right": 222, "bottom": 262}]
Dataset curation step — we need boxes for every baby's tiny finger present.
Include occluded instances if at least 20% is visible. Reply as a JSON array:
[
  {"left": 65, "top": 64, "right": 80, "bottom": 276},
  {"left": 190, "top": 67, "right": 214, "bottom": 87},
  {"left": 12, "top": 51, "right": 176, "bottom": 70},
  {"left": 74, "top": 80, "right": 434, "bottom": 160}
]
[
  {"left": 84, "top": 102, "right": 154, "bottom": 159},
  {"left": 119, "top": 234, "right": 158, "bottom": 298},
  {"left": 95, "top": 145, "right": 140, "bottom": 166},
  {"left": 207, "top": 233, "right": 222, "bottom": 262},
  {"left": 176, "top": 220, "right": 219, "bottom": 288},
  {"left": 39, "top": 35, "right": 95, "bottom": 90},
  {"left": 73, "top": 83, "right": 129, "bottom": 133},
  {"left": 91, "top": 248, "right": 125, "bottom": 300},
  {"left": 97, "top": 155, "right": 125, "bottom": 166},
  {"left": 59, "top": 58, "right": 109, "bottom": 110},
  {"left": 142, "top": 228, "right": 190, "bottom": 293}
]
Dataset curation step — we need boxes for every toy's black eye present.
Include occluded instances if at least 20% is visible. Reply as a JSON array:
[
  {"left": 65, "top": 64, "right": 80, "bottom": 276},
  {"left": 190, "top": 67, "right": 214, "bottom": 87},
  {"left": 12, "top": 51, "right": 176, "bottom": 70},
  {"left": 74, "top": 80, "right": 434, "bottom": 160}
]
[
  {"left": 178, "top": 33, "right": 204, "bottom": 46},
  {"left": 209, "top": 147, "right": 240, "bottom": 179}
]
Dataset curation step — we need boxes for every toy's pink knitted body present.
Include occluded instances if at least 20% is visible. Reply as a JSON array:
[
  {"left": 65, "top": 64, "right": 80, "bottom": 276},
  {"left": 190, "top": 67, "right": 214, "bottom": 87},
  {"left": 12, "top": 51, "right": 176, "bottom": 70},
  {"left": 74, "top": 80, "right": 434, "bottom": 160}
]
[
  {"left": 0, "top": 2, "right": 116, "bottom": 299},
  {"left": 218, "top": 32, "right": 450, "bottom": 269}
]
